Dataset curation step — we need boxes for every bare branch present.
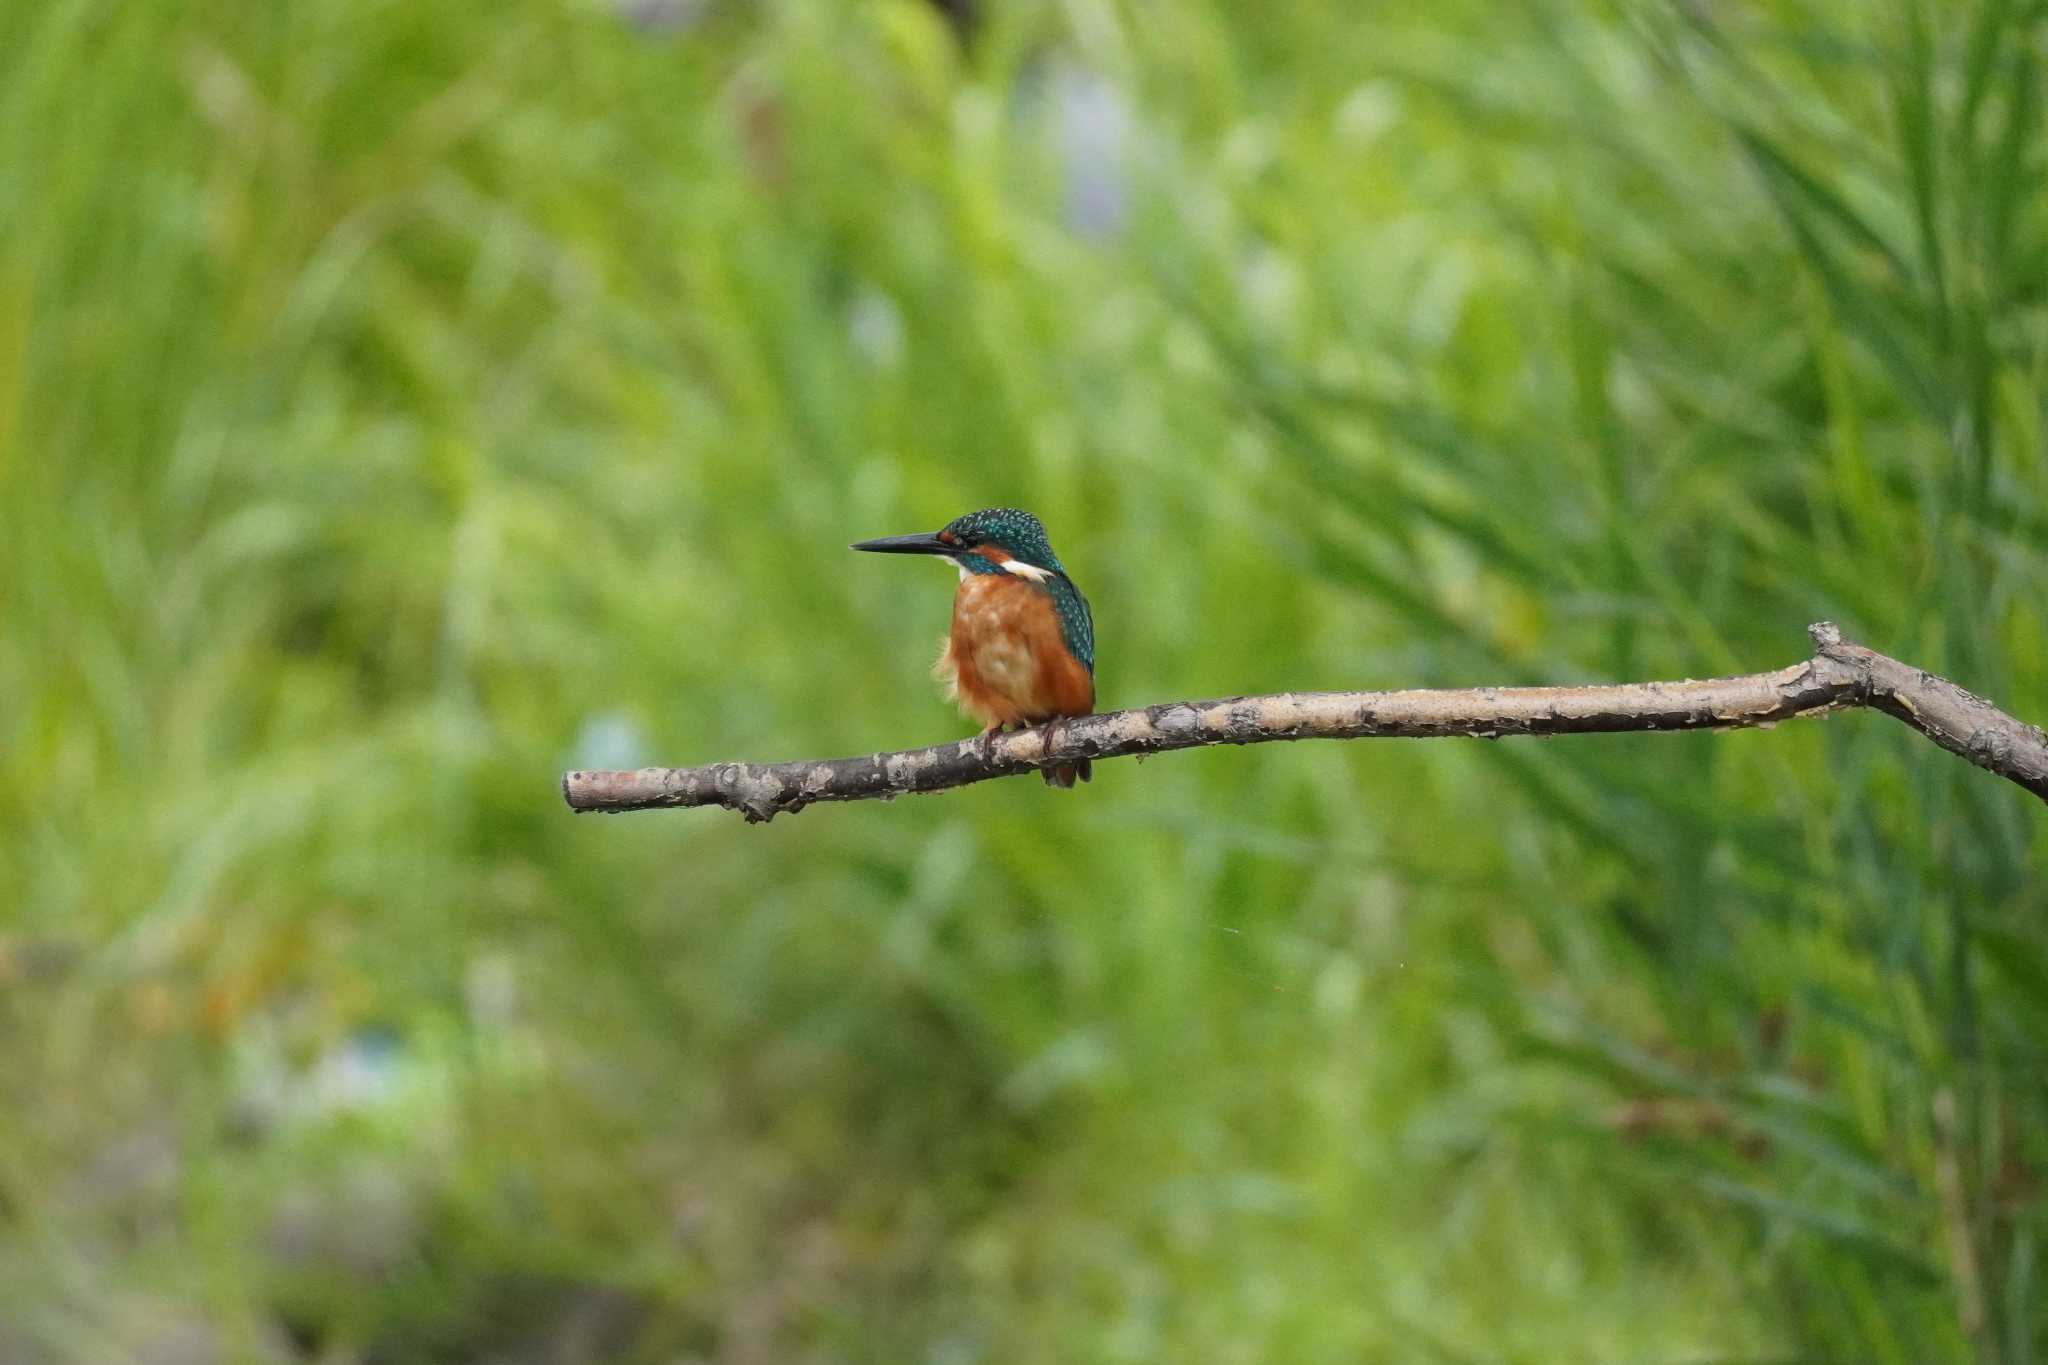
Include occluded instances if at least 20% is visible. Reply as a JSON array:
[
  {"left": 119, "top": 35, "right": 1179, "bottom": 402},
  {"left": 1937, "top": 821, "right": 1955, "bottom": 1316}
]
[{"left": 561, "top": 623, "right": 2048, "bottom": 822}]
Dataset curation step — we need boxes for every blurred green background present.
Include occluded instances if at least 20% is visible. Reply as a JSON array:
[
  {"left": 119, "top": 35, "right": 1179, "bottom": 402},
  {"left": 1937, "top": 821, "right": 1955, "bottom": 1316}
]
[{"left": 3, "top": 0, "right": 2046, "bottom": 1360}]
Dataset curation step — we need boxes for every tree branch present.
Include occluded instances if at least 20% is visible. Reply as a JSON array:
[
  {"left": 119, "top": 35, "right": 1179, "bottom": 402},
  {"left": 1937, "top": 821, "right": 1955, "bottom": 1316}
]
[{"left": 561, "top": 622, "right": 2048, "bottom": 822}]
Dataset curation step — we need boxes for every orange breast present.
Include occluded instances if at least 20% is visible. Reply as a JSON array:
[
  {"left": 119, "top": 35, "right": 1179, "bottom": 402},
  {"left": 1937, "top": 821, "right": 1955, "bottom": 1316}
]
[{"left": 935, "top": 573, "right": 1094, "bottom": 728}]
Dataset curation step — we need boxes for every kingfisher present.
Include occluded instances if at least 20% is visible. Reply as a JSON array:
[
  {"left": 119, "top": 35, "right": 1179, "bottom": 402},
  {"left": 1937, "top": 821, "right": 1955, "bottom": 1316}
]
[{"left": 853, "top": 507, "right": 1095, "bottom": 787}]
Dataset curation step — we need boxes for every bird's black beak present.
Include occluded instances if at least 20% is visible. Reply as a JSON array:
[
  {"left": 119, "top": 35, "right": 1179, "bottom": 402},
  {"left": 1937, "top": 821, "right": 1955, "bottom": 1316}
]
[{"left": 850, "top": 531, "right": 954, "bottom": 556}]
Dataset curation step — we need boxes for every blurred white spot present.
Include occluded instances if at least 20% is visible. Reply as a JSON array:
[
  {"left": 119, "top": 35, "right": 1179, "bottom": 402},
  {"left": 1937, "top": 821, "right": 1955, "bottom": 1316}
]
[
  {"left": 307, "top": 1027, "right": 404, "bottom": 1113},
  {"left": 1407, "top": 251, "right": 1476, "bottom": 350},
  {"left": 1055, "top": 64, "right": 1131, "bottom": 239},
  {"left": 847, "top": 285, "right": 905, "bottom": 370},
  {"left": 1240, "top": 246, "right": 1301, "bottom": 329},
  {"left": 1220, "top": 120, "right": 1278, "bottom": 182},
  {"left": 1312, "top": 953, "right": 1363, "bottom": 1019},
  {"left": 573, "top": 710, "right": 644, "bottom": 770},
  {"left": 1001, "top": 1030, "right": 1110, "bottom": 1109},
  {"left": 1335, "top": 82, "right": 1403, "bottom": 146},
  {"left": 235, "top": 1024, "right": 408, "bottom": 1132},
  {"left": 467, "top": 951, "right": 520, "bottom": 1029},
  {"left": 615, "top": 0, "right": 705, "bottom": 34}
]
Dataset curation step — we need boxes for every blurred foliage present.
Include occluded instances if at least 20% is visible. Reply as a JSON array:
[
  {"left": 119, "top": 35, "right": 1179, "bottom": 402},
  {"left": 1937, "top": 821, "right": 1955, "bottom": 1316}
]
[{"left": 2, "top": 0, "right": 2045, "bottom": 1361}]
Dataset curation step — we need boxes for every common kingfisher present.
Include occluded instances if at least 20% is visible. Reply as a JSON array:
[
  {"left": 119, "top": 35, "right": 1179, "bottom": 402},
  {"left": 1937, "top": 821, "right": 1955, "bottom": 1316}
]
[{"left": 853, "top": 507, "right": 1096, "bottom": 787}]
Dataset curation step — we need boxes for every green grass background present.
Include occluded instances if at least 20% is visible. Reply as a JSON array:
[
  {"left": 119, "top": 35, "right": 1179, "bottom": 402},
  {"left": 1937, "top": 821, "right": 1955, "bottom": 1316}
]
[{"left": 3, "top": 0, "right": 2045, "bottom": 1360}]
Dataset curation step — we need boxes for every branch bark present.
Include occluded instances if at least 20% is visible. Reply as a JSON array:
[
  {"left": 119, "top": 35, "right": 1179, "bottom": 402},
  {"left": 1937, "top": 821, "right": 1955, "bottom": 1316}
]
[{"left": 562, "top": 622, "right": 2048, "bottom": 822}]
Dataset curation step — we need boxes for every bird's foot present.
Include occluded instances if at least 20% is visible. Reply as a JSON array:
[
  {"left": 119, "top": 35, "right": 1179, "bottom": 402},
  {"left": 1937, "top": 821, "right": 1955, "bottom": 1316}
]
[
  {"left": 978, "top": 721, "right": 1007, "bottom": 764},
  {"left": 1039, "top": 716, "right": 1085, "bottom": 787}
]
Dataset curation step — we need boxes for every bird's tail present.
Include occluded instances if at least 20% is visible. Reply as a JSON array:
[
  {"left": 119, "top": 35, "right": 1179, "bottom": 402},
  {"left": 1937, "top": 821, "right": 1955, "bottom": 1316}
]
[{"left": 1041, "top": 758, "right": 1091, "bottom": 788}]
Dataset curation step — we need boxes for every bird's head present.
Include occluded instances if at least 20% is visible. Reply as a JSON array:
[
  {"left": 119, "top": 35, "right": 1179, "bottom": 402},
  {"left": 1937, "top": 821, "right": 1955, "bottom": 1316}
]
[{"left": 852, "top": 507, "right": 1065, "bottom": 578}]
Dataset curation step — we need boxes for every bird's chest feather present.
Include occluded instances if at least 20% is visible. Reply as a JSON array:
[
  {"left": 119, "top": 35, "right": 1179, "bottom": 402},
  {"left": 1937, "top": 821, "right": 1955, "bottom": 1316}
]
[
  {"left": 955, "top": 574, "right": 1041, "bottom": 681},
  {"left": 936, "top": 574, "right": 1093, "bottom": 724}
]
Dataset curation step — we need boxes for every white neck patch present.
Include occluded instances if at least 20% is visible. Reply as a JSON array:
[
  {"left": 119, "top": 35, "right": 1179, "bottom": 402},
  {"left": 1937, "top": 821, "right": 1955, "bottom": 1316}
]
[{"left": 952, "top": 552, "right": 1052, "bottom": 582}]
